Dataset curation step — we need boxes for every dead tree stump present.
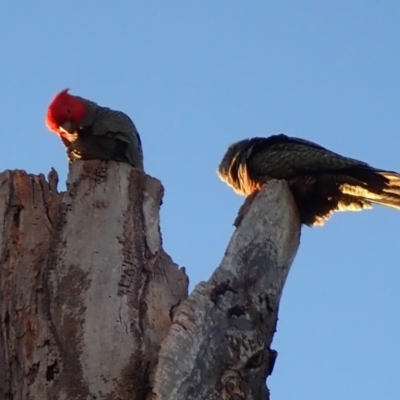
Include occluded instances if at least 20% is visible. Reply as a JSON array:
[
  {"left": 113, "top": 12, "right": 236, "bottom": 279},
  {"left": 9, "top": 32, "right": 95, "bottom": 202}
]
[{"left": 0, "top": 161, "right": 300, "bottom": 400}]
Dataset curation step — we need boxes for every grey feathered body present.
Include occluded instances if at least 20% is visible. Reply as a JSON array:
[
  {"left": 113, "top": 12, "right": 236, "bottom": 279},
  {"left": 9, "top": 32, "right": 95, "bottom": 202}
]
[
  {"left": 63, "top": 98, "right": 144, "bottom": 169},
  {"left": 218, "top": 134, "right": 400, "bottom": 226}
]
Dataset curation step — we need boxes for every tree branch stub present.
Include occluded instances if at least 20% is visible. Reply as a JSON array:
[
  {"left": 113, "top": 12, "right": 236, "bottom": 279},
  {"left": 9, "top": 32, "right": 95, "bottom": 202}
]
[{"left": 151, "top": 180, "right": 301, "bottom": 400}]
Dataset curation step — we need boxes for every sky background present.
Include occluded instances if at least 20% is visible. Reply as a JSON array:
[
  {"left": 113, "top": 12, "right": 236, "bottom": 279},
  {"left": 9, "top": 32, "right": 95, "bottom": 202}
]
[{"left": 1, "top": 2, "right": 400, "bottom": 399}]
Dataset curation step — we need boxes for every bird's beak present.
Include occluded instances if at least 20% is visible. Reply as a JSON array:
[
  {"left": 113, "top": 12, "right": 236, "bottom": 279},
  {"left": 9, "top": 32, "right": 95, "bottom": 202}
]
[{"left": 59, "top": 121, "right": 73, "bottom": 134}]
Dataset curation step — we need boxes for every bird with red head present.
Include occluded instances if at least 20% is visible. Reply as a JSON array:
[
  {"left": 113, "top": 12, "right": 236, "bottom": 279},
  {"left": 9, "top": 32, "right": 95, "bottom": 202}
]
[{"left": 45, "top": 89, "right": 144, "bottom": 169}]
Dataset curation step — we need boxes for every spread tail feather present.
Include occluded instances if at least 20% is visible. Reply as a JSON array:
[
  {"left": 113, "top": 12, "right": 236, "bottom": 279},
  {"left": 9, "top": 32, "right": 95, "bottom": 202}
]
[
  {"left": 368, "top": 196, "right": 400, "bottom": 210},
  {"left": 379, "top": 172, "right": 400, "bottom": 195},
  {"left": 340, "top": 170, "right": 400, "bottom": 210},
  {"left": 373, "top": 171, "right": 400, "bottom": 209},
  {"left": 366, "top": 185, "right": 400, "bottom": 209}
]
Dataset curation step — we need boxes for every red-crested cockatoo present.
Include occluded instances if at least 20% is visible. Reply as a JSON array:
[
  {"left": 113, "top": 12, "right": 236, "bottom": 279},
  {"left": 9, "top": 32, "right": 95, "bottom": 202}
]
[{"left": 45, "top": 89, "right": 144, "bottom": 169}]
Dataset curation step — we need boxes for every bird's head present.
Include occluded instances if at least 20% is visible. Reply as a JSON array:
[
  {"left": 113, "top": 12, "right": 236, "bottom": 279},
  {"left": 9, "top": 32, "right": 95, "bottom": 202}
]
[
  {"left": 218, "top": 139, "right": 255, "bottom": 196},
  {"left": 45, "top": 89, "right": 87, "bottom": 139},
  {"left": 217, "top": 140, "right": 247, "bottom": 181}
]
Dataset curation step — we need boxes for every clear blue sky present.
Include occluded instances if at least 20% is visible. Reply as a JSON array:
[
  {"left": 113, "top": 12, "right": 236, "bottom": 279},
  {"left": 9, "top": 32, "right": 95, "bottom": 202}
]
[{"left": 1, "top": 2, "right": 399, "bottom": 399}]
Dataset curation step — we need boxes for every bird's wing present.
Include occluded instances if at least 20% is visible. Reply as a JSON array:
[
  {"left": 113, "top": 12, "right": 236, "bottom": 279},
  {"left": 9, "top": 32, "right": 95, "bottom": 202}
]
[{"left": 246, "top": 134, "right": 369, "bottom": 179}]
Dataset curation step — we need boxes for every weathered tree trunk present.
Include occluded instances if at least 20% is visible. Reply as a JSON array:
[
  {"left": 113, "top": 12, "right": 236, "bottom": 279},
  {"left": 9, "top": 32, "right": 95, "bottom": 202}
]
[
  {"left": 0, "top": 162, "right": 188, "bottom": 400},
  {"left": 0, "top": 162, "right": 300, "bottom": 400},
  {"left": 151, "top": 180, "right": 300, "bottom": 400}
]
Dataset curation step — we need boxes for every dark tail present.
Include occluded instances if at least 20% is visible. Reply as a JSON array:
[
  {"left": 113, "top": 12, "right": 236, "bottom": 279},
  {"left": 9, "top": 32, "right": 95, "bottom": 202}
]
[{"left": 341, "top": 169, "right": 400, "bottom": 210}]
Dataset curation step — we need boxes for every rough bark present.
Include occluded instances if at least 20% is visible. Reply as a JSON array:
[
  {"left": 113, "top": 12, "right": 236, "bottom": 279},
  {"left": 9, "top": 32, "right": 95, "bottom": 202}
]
[
  {"left": 0, "top": 169, "right": 61, "bottom": 400},
  {"left": 151, "top": 180, "right": 301, "bottom": 400},
  {"left": 0, "top": 161, "right": 188, "bottom": 400},
  {"left": 0, "top": 162, "right": 300, "bottom": 400}
]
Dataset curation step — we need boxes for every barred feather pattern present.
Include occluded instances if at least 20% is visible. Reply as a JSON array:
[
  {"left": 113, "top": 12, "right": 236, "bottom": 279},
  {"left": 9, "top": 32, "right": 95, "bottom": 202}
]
[{"left": 218, "top": 134, "right": 400, "bottom": 226}]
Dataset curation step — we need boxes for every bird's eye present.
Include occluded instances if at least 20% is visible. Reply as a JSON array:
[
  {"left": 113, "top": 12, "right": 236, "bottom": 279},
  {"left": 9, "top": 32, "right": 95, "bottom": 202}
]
[{"left": 67, "top": 108, "right": 71, "bottom": 114}]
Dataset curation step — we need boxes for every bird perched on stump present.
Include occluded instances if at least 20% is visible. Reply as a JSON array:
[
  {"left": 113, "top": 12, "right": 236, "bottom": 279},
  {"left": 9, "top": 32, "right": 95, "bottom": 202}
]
[
  {"left": 45, "top": 89, "right": 144, "bottom": 169},
  {"left": 218, "top": 134, "right": 400, "bottom": 226}
]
